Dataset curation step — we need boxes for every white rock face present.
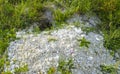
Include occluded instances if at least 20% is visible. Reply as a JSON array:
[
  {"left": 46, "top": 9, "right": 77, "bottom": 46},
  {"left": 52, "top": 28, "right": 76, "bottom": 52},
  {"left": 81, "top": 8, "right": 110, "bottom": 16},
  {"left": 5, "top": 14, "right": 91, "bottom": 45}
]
[{"left": 6, "top": 25, "right": 116, "bottom": 74}]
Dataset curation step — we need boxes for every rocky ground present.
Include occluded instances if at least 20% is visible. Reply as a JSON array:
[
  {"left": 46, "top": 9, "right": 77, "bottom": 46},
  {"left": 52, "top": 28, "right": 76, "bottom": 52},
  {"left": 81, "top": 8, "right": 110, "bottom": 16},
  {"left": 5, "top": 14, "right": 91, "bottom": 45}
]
[{"left": 5, "top": 15, "right": 120, "bottom": 74}]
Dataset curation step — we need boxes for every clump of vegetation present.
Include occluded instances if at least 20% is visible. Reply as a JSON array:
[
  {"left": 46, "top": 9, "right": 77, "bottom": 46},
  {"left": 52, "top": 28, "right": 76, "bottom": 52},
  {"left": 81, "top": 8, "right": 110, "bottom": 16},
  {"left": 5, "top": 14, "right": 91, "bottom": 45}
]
[
  {"left": 91, "top": 0, "right": 120, "bottom": 51},
  {"left": 100, "top": 64, "right": 118, "bottom": 74},
  {"left": 0, "top": 0, "right": 44, "bottom": 30},
  {"left": 1, "top": 71, "right": 12, "bottom": 74},
  {"left": 14, "top": 64, "right": 28, "bottom": 74},
  {"left": 53, "top": 8, "right": 76, "bottom": 26},
  {"left": 0, "top": 29, "right": 16, "bottom": 72},
  {"left": 32, "top": 26, "right": 41, "bottom": 34},
  {"left": 82, "top": 27, "right": 95, "bottom": 34},
  {"left": 78, "top": 37, "right": 91, "bottom": 48},
  {"left": 57, "top": 58, "right": 75, "bottom": 74},
  {"left": 0, "top": 57, "right": 5, "bottom": 72},
  {"left": 47, "top": 58, "right": 75, "bottom": 74},
  {"left": 47, "top": 66, "right": 56, "bottom": 74},
  {"left": 70, "top": 0, "right": 91, "bottom": 14},
  {"left": 48, "top": 36, "right": 57, "bottom": 42}
]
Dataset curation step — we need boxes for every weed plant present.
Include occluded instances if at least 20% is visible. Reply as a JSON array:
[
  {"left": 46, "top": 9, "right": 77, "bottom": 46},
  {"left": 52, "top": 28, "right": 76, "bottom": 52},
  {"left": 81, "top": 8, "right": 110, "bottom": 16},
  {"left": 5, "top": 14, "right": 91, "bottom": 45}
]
[{"left": 78, "top": 37, "right": 91, "bottom": 48}]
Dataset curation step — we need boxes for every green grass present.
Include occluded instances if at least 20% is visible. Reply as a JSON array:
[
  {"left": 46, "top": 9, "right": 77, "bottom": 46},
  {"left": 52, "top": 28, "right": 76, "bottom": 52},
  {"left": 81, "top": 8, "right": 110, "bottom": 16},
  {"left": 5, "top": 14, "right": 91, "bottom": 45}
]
[
  {"left": 53, "top": 0, "right": 91, "bottom": 25},
  {"left": 91, "top": 0, "right": 120, "bottom": 51}
]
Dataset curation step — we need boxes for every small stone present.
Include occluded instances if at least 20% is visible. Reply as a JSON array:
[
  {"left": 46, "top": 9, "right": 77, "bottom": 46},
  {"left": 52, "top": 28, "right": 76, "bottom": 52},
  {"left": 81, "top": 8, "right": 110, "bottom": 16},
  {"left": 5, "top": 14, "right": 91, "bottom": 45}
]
[
  {"left": 88, "top": 56, "right": 93, "bottom": 61},
  {"left": 95, "top": 35, "right": 103, "bottom": 41},
  {"left": 32, "top": 39, "right": 36, "bottom": 41}
]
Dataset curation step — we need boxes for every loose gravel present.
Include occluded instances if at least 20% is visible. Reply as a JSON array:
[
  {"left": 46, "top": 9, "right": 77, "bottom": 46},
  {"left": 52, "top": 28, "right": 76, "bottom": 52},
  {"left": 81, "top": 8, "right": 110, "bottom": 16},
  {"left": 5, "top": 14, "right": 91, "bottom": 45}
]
[{"left": 5, "top": 15, "right": 119, "bottom": 74}]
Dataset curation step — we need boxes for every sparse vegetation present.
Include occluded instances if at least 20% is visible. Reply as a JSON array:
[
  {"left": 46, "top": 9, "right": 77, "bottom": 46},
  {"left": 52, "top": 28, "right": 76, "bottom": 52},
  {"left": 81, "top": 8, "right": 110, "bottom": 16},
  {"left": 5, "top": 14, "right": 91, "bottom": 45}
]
[
  {"left": 100, "top": 60, "right": 120, "bottom": 74},
  {"left": 78, "top": 37, "right": 91, "bottom": 48},
  {"left": 47, "top": 58, "right": 75, "bottom": 74},
  {"left": 57, "top": 58, "right": 75, "bottom": 74},
  {"left": 48, "top": 36, "right": 57, "bottom": 42},
  {"left": 32, "top": 26, "right": 41, "bottom": 34},
  {"left": 47, "top": 67, "right": 56, "bottom": 74},
  {"left": 82, "top": 27, "right": 95, "bottom": 34},
  {"left": 100, "top": 64, "right": 118, "bottom": 74},
  {"left": 1, "top": 71, "right": 12, "bottom": 74},
  {"left": 14, "top": 64, "right": 28, "bottom": 74},
  {"left": 91, "top": 0, "right": 120, "bottom": 51}
]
